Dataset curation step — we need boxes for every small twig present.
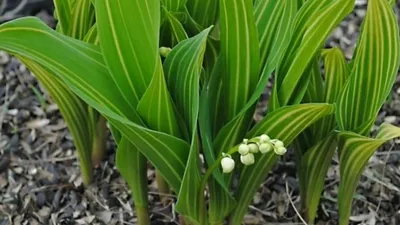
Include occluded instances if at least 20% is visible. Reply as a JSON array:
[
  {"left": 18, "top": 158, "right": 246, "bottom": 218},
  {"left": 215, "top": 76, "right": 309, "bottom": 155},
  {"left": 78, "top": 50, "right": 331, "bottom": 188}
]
[
  {"left": 376, "top": 143, "right": 395, "bottom": 212},
  {"left": 248, "top": 205, "right": 277, "bottom": 218},
  {"left": 285, "top": 182, "right": 308, "bottom": 225},
  {"left": 374, "top": 150, "right": 400, "bottom": 156},
  {"left": 13, "top": 155, "right": 77, "bottom": 164},
  {"left": 29, "top": 183, "right": 74, "bottom": 193},
  {"left": 148, "top": 191, "right": 176, "bottom": 198}
]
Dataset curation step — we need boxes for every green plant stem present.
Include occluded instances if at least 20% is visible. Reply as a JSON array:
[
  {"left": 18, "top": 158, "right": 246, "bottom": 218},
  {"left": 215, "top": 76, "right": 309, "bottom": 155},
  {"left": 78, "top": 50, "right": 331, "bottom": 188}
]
[
  {"left": 91, "top": 115, "right": 108, "bottom": 167},
  {"left": 155, "top": 169, "right": 170, "bottom": 203},
  {"left": 136, "top": 205, "right": 151, "bottom": 225},
  {"left": 77, "top": 150, "right": 93, "bottom": 186},
  {"left": 198, "top": 147, "right": 238, "bottom": 225}
]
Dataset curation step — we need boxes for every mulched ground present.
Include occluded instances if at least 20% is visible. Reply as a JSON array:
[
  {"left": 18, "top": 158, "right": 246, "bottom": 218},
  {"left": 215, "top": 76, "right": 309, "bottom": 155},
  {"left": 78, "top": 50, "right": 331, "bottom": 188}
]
[{"left": 1, "top": 1, "right": 400, "bottom": 224}]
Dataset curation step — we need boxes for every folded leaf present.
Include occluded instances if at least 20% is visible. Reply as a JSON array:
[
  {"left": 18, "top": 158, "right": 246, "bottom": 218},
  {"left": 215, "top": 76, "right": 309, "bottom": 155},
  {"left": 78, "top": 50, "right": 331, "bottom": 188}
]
[
  {"left": 299, "top": 132, "right": 337, "bottom": 223},
  {"left": 19, "top": 58, "right": 93, "bottom": 184},
  {"left": 336, "top": 0, "right": 400, "bottom": 135},
  {"left": 137, "top": 58, "right": 182, "bottom": 138},
  {"left": 116, "top": 137, "right": 148, "bottom": 208},
  {"left": 338, "top": 123, "right": 400, "bottom": 225},
  {"left": 176, "top": 131, "right": 201, "bottom": 223},
  {"left": 164, "top": 27, "right": 212, "bottom": 134}
]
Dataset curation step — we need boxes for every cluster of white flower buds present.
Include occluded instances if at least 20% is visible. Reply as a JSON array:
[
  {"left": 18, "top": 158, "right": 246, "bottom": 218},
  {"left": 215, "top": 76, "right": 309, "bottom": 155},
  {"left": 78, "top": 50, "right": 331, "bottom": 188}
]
[{"left": 220, "top": 134, "right": 287, "bottom": 173}]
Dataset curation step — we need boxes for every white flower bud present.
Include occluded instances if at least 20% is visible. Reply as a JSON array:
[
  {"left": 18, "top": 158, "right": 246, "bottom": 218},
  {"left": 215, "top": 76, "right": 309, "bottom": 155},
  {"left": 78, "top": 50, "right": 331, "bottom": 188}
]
[
  {"left": 238, "top": 144, "right": 250, "bottom": 155},
  {"left": 240, "top": 153, "right": 255, "bottom": 165},
  {"left": 274, "top": 147, "right": 287, "bottom": 155},
  {"left": 248, "top": 143, "right": 259, "bottom": 153},
  {"left": 260, "top": 134, "right": 270, "bottom": 143},
  {"left": 221, "top": 157, "right": 235, "bottom": 173},
  {"left": 259, "top": 143, "right": 272, "bottom": 154},
  {"left": 274, "top": 140, "right": 284, "bottom": 148}
]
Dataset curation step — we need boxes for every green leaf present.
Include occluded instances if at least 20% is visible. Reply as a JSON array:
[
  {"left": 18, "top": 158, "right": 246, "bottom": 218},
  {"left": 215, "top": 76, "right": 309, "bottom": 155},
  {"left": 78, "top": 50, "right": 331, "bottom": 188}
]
[
  {"left": 186, "top": 0, "right": 218, "bottom": 29},
  {"left": 336, "top": 0, "right": 400, "bottom": 135},
  {"left": 303, "top": 56, "right": 324, "bottom": 104},
  {"left": 176, "top": 131, "right": 201, "bottom": 223},
  {"left": 54, "top": 0, "right": 72, "bottom": 34},
  {"left": 205, "top": 2, "right": 297, "bottom": 221},
  {"left": 278, "top": 0, "right": 332, "bottom": 75},
  {"left": 276, "top": 0, "right": 354, "bottom": 106},
  {"left": 69, "top": 0, "right": 95, "bottom": 40},
  {"left": 219, "top": 0, "right": 260, "bottom": 122},
  {"left": 255, "top": 0, "right": 295, "bottom": 70},
  {"left": 137, "top": 59, "right": 182, "bottom": 138},
  {"left": 338, "top": 123, "right": 400, "bottom": 225},
  {"left": 312, "top": 47, "right": 349, "bottom": 140},
  {"left": 95, "top": 0, "right": 160, "bottom": 108},
  {"left": 164, "top": 27, "right": 212, "bottom": 134},
  {"left": 162, "top": 0, "right": 187, "bottom": 12},
  {"left": 19, "top": 58, "right": 93, "bottom": 185},
  {"left": 116, "top": 137, "right": 148, "bottom": 208},
  {"left": 84, "top": 24, "right": 99, "bottom": 45},
  {"left": 160, "top": 8, "right": 189, "bottom": 48},
  {"left": 163, "top": 27, "right": 212, "bottom": 222},
  {"left": 257, "top": 0, "right": 297, "bottom": 112},
  {"left": 199, "top": 84, "right": 236, "bottom": 224},
  {"left": 0, "top": 17, "right": 188, "bottom": 193},
  {"left": 299, "top": 132, "right": 337, "bottom": 223},
  {"left": 0, "top": 17, "right": 135, "bottom": 123},
  {"left": 110, "top": 117, "right": 190, "bottom": 193},
  {"left": 229, "top": 103, "right": 335, "bottom": 224},
  {"left": 322, "top": 47, "right": 350, "bottom": 103}
]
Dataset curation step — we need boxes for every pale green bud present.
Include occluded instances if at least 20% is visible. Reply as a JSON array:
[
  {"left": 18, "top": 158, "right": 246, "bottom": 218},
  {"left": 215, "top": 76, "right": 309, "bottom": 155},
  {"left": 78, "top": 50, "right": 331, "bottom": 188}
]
[
  {"left": 274, "top": 140, "right": 284, "bottom": 148},
  {"left": 159, "top": 47, "right": 172, "bottom": 57},
  {"left": 238, "top": 144, "right": 250, "bottom": 155},
  {"left": 240, "top": 153, "right": 255, "bottom": 165},
  {"left": 260, "top": 134, "right": 270, "bottom": 143},
  {"left": 274, "top": 146, "right": 287, "bottom": 155},
  {"left": 221, "top": 157, "right": 235, "bottom": 173},
  {"left": 248, "top": 143, "right": 259, "bottom": 153},
  {"left": 259, "top": 143, "right": 272, "bottom": 154}
]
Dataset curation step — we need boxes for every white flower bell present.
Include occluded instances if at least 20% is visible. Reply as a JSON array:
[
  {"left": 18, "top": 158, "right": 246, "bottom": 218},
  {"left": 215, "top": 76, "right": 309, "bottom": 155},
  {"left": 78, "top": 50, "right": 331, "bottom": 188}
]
[
  {"left": 274, "top": 146, "right": 287, "bottom": 155},
  {"left": 248, "top": 143, "right": 259, "bottom": 153},
  {"left": 260, "top": 134, "right": 270, "bottom": 143},
  {"left": 238, "top": 144, "right": 250, "bottom": 155},
  {"left": 259, "top": 143, "right": 272, "bottom": 154},
  {"left": 240, "top": 153, "right": 255, "bottom": 165},
  {"left": 221, "top": 156, "right": 235, "bottom": 173}
]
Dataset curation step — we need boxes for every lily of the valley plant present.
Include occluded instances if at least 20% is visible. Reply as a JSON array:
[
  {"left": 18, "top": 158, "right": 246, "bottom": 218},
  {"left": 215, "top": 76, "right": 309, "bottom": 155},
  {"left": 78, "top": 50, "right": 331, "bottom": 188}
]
[{"left": 0, "top": 0, "right": 399, "bottom": 225}]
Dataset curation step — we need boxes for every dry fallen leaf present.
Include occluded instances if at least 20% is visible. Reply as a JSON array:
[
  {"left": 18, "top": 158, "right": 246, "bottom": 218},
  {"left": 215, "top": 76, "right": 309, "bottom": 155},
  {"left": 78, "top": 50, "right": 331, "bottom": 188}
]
[{"left": 26, "top": 119, "right": 50, "bottom": 129}]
